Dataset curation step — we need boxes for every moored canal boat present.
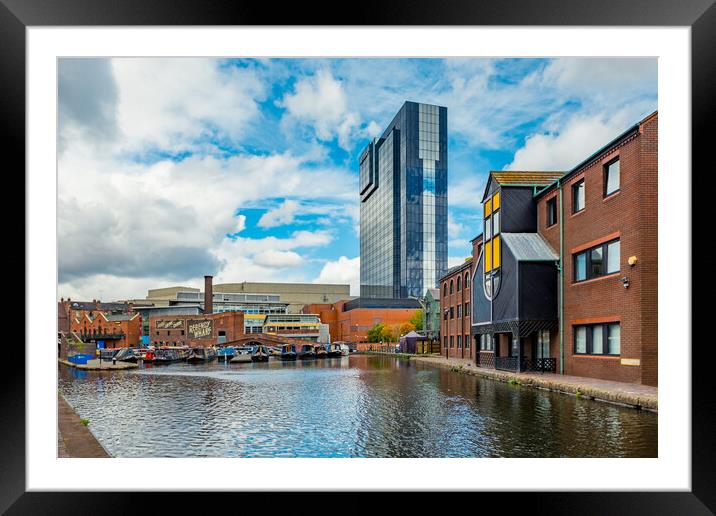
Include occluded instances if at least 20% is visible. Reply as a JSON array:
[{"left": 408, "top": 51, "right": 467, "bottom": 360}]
[
  {"left": 315, "top": 344, "right": 328, "bottom": 359},
  {"left": 251, "top": 345, "right": 270, "bottom": 362},
  {"left": 280, "top": 344, "right": 297, "bottom": 361},
  {"left": 326, "top": 343, "right": 342, "bottom": 358},
  {"left": 230, "top": 349, "right": 252, "bottom": 363},
  {"left": 298, "top": 344, "right": 316, "bottom": 360},
  {"left": 216, "top": 346, "right": 236, "bottom": 363},
  {"left": 151, "top": 347, "right": 188, "bottom": 364},
  {"left": 187, "top": 347, "right": 217, "bottom": 363}
]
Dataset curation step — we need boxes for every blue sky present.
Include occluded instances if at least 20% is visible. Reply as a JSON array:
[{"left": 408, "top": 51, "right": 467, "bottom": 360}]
[{"left": 57, "top": 57, "right": 657, "bottom": 300}]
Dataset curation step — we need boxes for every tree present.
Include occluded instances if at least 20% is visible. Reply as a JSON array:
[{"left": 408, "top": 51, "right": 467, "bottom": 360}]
[
  {"left": 410, "top": 309, "right": 424, "bottom": 331},
  {"left": 367, "top": 323, "right": 384, "bottom": 343},
  {"left": 399, "top": 322, "right": 416, "bottom": 336},
  {"left": 380, "top": 325, "right": 394, "bottom": 343}
]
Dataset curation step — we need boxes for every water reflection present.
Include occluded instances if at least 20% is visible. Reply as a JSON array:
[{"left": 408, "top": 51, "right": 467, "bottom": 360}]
[{"left": 58, "top": 355, "right": 657, "bottom": 458}]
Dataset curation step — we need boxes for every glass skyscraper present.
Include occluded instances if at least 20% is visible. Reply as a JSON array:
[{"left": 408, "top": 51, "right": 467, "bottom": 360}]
[{"left": 359, "top": 101, "right": 447, "bottom": 299}]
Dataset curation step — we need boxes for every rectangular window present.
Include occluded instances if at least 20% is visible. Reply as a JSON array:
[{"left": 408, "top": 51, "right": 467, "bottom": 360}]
[
  {"left": 605, "top": 159, "right": 620, "bottom": 196},
  {"left": 485, "top": 215, "right": 492, "bottom": 240},
  {"left": 575, "top": 326, "right": 587, "bottom": 354},
  {"left": 450, "top": 307, "right": 454, "bottom": 319},
  {"left": 537, "top": 330, "right": 550, "bottom": 358},
  {"left": 591, "top": 325, "right": 603, "bottom": 354},
  {"left": 457, "top": 304, "right": 462, "bottom": 318},
  {"left": 608, "top": 324, "right": 621, "bottom": 354},
  {"left": 606, "top": 240, "right": 620, "bottom": 273},
  {"left": 574, "top": 323, "right": 620, "bottom": 356},
  {"left": 457, "top": 336, "right": 462, "bottom": 348},
  {"left": 450, "top": 336, "right": 454, "bottom": 348},
  {"left": 465, "top": 335, "right": 470, "bottom": 349},
  {"left": 574, "top": 239, "right": 620, "bottom": 282},
  {"left": 572, "top": 179, "right": 585, "bottom": 213},
  {"left": 443, "top": 336, "right": 447, "bottom": 348},
  {"left": 492, "top": 210, "right": 500, "bottom": 235},
  {"left": 547, "top": 198, "right": 557, "bottom": 227},
  {"left": 590, "top": 246, "right": 603, "bottom": 277},
  {"left": 575, "top": 252, "right": 587, "bottom": 281},
  {"left": 465, "top": 302, "right": 470, "bottom": 316}
]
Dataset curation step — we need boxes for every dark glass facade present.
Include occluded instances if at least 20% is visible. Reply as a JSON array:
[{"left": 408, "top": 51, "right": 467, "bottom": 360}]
[{"left": 360, "top": 101, "right": 448, "bottom": 299}]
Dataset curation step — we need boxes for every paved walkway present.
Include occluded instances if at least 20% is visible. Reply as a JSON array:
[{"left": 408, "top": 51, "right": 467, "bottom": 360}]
[
  {"left": 407, "top": 354, "right": 658, "bottom": 411},
  {"left": 59, "top": 358, "right": 138, "bottom": 370},
  {"left": 57, "top": 393, "right": 111, "bottom": 458}
]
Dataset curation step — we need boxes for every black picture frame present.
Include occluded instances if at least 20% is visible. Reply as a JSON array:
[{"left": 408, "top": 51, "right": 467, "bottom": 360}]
[{"left": 3, "top": 0, "right": 711, "bottom": 512}]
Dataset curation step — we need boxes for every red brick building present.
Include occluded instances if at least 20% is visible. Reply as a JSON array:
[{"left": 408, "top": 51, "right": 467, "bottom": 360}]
[
  {"left": 149, "top": 312, "right": 244, "bottom": 348},
  {"left": 439, "top": 258, "right": 474, "bottom": 360},
  {"left": 67, "top": 304, "right": 142, "bottom": 348},
  {"left": 303, "top": 299, "right": 420, "bottom": 345},
  {"left": 470, "top": 112, "right": 657, "bottom": 387}
]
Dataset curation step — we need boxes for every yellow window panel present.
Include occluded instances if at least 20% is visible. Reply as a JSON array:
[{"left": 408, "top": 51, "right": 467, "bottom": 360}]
[
  {"left": 493, "top": 191, "right": 500, "bottom": 211},
  {"left": 485, "top": 241, "right": 492, "bottom": 272},
  {"left": 484, "top": 198, "right": 492, "bottom": 217},
  {"left": 493, "top": 235, "right": 501, "bottom": 268}
]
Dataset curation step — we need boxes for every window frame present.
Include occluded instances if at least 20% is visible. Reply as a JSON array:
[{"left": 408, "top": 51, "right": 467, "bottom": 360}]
[
  {"left": 546, "top": 197, "right": 557, "bottom": 227},
  {"left": 573, "top": 322, "right": 621, "bottom": 356},
  {"left": 572, "top": 178, "right": 585, "bottom": 213},
  {"left": 604, "top": 158, "right": 621, "bottom": 197},
  {"left": 573, "top": 238, "right": 620, "bottom": 282}
]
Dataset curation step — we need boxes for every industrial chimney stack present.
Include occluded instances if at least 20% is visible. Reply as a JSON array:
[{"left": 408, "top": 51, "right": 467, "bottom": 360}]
[{"left": 204, "top": 275, "right": 213, "bottom": 314}]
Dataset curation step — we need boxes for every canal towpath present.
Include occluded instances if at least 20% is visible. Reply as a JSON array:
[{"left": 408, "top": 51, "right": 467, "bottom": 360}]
[
  {"left": 386, "top": 354, "right": 658, "bottom": 412},
  {"left": 58, "top": 393, "right": 111, "bottom": 458}
]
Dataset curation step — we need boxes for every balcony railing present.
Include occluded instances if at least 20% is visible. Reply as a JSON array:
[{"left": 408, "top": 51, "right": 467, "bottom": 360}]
[
  {"left": 492, "top": 356, "right": 557, "bottom": 374},
  {"left": 80, "top": 333, "right": 126, "bottom": 341}
]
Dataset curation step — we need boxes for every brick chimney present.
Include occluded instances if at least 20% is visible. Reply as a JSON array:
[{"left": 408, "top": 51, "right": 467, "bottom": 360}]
[{"left": 204, "top": 275, "right": 213, "bottom": 314}]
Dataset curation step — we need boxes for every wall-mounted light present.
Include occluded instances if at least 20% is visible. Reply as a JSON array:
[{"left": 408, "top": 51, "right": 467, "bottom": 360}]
[
  {"left": 621, "top": 276, "right": 630, "bottom": 289},
  {"left": 628, "top": 256, "right": 638, "bottom": 266}
]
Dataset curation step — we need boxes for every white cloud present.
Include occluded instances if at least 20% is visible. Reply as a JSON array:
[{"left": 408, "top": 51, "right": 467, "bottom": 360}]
[
  {"left": 279, "top": 69, "right": 361, "bottom": 150},
  {"left": 110, "top": 58, "right": 265, "bottom": 153},
  {"left": 314, "top": 256, "right": 360, "bottom": 296},
  {"left": 257, "top": 200, "right": 300, "bottom": 228},
  {"left": 252, "top": 250, "right": 303, "bottom": 269},
  {"left": 448, "top": 256, "right": 470, "bottom": 268},
  {"left": 505, "top": 105, "right": 653, "bottom": 171}
]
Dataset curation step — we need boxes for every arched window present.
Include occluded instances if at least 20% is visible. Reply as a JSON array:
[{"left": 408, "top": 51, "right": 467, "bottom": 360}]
[
  {"left": 450, "top": 280, "right": 454, "bottom": 294},
  {"left": 443, "top": 283, "right": 447, "bottom": 297},
  {"left": 457, "top": 277, "right": 461, "bottom": 291},
  {"left": 465, "top": 272, "right": 470, "bottom": 289}
]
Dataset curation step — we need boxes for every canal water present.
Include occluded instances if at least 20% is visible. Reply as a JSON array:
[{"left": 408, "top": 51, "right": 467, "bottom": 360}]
[{"left": 58, "top": 355, "right": 657, "bottom": 458}]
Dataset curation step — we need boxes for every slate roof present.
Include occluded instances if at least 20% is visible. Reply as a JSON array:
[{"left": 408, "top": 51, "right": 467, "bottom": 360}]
[
  {"left": 490, "top": 171, "right": 565, "bottom": 186},
  {"left": 501, "top": 233, "right": 559, "bottom": 262}
]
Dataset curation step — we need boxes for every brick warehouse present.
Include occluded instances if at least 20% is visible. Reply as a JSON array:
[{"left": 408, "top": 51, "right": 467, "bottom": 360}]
[
  {"left": 438, "top": 234, "right": 484, "bottom": 361},
  {"left": 303, "top": 298, "right": 421, "bottom": 345},
  {"left": 149, "top": 312, "right": 244, "bottom": 348},
  {"left": 60, "top": 298, "right": 143, "bottom": 348},
  {"left": 470, "top": 112, "right": 657, "bottom": 387}
]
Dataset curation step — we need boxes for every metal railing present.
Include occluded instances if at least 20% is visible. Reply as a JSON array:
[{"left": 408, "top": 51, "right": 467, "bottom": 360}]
[{"left": 493, "top": 356, "right": 557, "bottom": 373}]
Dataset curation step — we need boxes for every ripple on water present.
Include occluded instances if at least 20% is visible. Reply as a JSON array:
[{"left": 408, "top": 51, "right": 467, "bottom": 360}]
[{"left": 58, "top": 356, "right": 657, "bottom": 458}]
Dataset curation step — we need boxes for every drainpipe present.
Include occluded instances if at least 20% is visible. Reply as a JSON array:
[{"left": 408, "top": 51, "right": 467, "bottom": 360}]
[{"left": 558, "top": 180, "right": 564, "bottom": 375}]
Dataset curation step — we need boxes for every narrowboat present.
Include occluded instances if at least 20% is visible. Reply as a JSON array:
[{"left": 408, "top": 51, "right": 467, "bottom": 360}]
[
  {"left": 326, "top": 343, "right": 342, "bottom": 358},
  {"left": 298, "top": 344, "right": 316, "bottom": 360},
  {"left": 114, "top": 347, "right": 138, "bottom": 362},
  {"left": 216, "top": 347, "right": 236, "bottom": 363},
  {"left": 230, "top": 349, "right": 252, "bottom": 363},
  {"left": 340, "top": 343, "right": 350, "bottom": 356},
  {"left": 315, "top": 344, "right": 328, "bottom": 359},
  {"left": 151, "top": 348, "right": 186, "bottom": 364},
  {"left": 186, "top": 347, "right": 217, "bottom": 363},
  {"left": 251, "top": 345, "right": 270, "bottom": 362},
  {"left": 280, "top": 344, "right": 297, "bottom": 361}
]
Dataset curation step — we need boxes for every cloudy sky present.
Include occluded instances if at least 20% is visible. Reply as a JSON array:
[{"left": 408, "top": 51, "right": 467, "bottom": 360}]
[{"left": 58, "top": 57, "right": 657, "bottom": 300}]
